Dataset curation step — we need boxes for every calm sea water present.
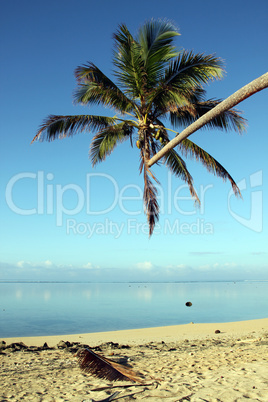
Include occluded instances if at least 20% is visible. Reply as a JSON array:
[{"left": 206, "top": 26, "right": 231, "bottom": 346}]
[{"left": 0, "top": 281, "right": 267, "bottom": 338}]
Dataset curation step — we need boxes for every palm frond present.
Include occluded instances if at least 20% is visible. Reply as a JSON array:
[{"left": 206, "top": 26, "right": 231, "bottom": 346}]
[
  {"left": 74, "top": 63, "right": 135, "bottom": 114},
  {"left": 139, "top": 145, "right": 160, "bottom": 236},
  {"left": 90, "top": 122, "right": 134, "bottom": 165},
  {"left": 143, "top": 164, "right": 160, "bottom": 237},
  {"left": 113, "top": 24, "right": 144, "bottom": 98},
  {"left": 32, "top": 115, "right": 117, "bottom": 143},
  {"left": 77, "top": 348, "right": 144, "bottom": 383},
  {"left": 153, "top": 86, "right": 206, "bottom": 118},
  {"left": 137, "top": 19, "right": 180, "bottom": 87},
  {"left": 148, "top": 52, "right": 224, "bottom": 116},
  {"left": 165, "top": 51, "right": 224, "bottom": 87},
  {"left": 147, "top": 85, "right": 193, "bottom": 117},
  {"left": 179, "top": 138, "right": 241, "bottom": 196},
  {"left": 163, "top": 148, "right": 200, "bottom": 204},
  {"left": 170, "top": 99, "right": 246, "bottom": 133}
]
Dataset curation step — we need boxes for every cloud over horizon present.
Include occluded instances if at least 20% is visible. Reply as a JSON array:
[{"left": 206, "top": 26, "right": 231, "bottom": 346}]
[{"left": 0, "top": 260, "right": 267, "bottom": 283}]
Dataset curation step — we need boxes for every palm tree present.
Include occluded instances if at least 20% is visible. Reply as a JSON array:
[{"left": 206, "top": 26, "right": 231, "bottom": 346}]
[{"left": 32, "top": 20, "right": 246, "bottom": 236}]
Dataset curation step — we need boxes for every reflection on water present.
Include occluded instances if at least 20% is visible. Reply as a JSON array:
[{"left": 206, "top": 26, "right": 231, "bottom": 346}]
[
  {"left": 43, "top": 291, "right": 51, "bottom": 301},
  {"left": 137, "top": 287, "right": 152, "bottom": 301},
  {"left": 82, "top": 289, "right": 92, "bottom": 300},
  {"left": 0, "top": 281, "right": 267, "bottom": 337},
  {"left": 15, "top": 290, "right": 22, "bottom": 299}
]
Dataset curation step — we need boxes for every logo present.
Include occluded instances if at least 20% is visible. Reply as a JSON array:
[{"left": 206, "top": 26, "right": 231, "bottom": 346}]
[{"left": 228, "top": 170, "right": 263, "bottom": 232}]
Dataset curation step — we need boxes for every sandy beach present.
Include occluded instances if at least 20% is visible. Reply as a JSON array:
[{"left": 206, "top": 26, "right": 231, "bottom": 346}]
[{"left": 1, "top": 318, "right": 267, "bottom": 401}]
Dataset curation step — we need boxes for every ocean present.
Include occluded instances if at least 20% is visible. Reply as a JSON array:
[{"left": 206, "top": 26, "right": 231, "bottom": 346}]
[{"left": 0, "top": 281, "right": 267, "bottom": 338}]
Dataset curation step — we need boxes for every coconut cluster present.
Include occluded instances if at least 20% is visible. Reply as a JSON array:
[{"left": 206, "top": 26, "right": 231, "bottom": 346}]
[{"left": 136, "top": 129, "right": 166, "bottom": 148}]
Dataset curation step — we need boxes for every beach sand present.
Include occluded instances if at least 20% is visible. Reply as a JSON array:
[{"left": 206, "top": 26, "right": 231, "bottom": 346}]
[{"left": 1, "top": 318, "right": 267, "bottom": 401}]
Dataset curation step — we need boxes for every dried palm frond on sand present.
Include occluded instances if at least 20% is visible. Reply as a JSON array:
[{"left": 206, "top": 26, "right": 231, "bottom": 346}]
[{"left": 77, "top": 348, "right": 145, "bottom": 383}]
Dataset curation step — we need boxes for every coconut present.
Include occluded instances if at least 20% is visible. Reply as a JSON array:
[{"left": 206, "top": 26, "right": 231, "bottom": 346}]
[
  {"left": 136, "top": 140, "right": 141, "bottom": 149},
  {"left": 155, "top": 130, "right": 160, "bottom": 140}
]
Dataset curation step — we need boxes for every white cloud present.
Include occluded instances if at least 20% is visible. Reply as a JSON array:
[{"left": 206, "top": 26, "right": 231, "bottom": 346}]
[
  {"left": 165, "top": 264, "right": 189, "bottom": 270},
  {"left": 135, "top": 261, "right": 153, "bottom": 270},
  {"left": 82, "top": 262, "right": 93, "bottom": 269},
  {"left": 223, "top": 262, "right": 238, "bottom": 268},
  {"left": 16, "top": 260, "right": 98, "bottom": 271},
  {"left": 16, "top": 260, "right": 54, "bottom": 268}
]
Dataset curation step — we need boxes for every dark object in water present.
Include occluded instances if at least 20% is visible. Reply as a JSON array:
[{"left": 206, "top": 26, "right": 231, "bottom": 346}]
[
  {"left": 185, "top": 301, "right": 192, "bottom": 307},
  {"left": 77, "top": 348, "right": 144, "bottom": 383}
]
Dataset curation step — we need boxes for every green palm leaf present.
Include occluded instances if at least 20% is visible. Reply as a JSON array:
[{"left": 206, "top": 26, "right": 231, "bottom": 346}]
[
  {"left": 164, "top": 51, "right": 224, "bottom": 87},
  {"left": 74, "top": 63, "right": 136, "bottom": 114},
  {"left": 113, "top": 24, "right": 144, "bottom": 98},
  {"left": 137, "top": 20, "right": 180, "bottom": 87},
  {"left": 32, "top": 115, "right": 117, "bottom": 142},
  {"left": 179, "top": 138, "right": 241, "bottom": 196},
  {"left": 146, "top": 52, "right": 223, "bottom": 116},
  {"left": 148, "top": 86, "right": 193, "bottom": 118},
  {"left": 90, "top": 122, "right": 134, "bottom": 166},
  {"left": 163, "top": 148, "right": 200, "bottom": 203},
  {"left": 170, "top": 99, "right": 246, "bottom": 133}
]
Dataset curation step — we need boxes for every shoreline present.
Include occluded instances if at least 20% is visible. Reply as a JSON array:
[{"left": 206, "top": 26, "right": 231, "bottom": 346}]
[
  {"left": 1, "top": 318, "right": 267, "bottom": 401},
  {"left": 3, "top": 318, "right": 268, "bottom": 347}
]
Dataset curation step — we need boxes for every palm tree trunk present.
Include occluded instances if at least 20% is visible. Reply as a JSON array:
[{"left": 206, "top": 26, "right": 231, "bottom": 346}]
[{"left": 148, "top": 72, "right": 268, "bottom": 167}]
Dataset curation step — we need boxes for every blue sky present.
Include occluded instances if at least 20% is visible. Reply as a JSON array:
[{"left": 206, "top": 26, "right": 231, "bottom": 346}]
[{"left": 1, "top": 0, "right": 267, "bottom": 282}]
